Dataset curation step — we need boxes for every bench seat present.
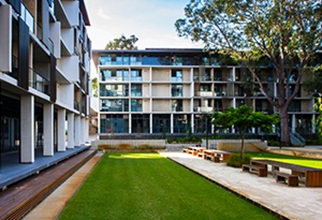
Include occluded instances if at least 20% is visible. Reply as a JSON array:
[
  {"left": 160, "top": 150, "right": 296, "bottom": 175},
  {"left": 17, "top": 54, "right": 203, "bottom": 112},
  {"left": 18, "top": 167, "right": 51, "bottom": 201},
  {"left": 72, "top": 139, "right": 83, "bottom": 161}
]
[
  {"left": 275, "top": 171, "right": 299, "bottom": 187},
  {"left": 242, "top": 164, "right": 267, "bottom": 177}
]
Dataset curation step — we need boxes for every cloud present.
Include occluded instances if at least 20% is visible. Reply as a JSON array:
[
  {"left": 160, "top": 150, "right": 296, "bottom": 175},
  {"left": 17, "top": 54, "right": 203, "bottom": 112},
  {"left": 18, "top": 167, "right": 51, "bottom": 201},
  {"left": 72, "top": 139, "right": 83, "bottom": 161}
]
[{"left": 97, "top": 8, "right": 111, "bottom": 21}]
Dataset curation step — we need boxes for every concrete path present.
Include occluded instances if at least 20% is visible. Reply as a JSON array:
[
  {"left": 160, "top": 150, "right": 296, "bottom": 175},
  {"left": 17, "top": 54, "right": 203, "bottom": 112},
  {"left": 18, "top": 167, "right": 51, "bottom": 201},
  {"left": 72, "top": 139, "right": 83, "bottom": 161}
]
[{"left": 159, "top": 152, "right": 322, "bottom": 220}]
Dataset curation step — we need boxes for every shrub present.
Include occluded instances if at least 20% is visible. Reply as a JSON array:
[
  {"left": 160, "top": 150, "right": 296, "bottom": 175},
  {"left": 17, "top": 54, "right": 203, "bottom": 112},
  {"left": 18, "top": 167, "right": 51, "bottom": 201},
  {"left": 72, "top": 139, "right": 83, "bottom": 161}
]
[
  {"left": 118, "top": 144, "right": 132, "bottom": 149},
  {"left": 98, "top": 144, "right": 111, "bottom": 150},
  {"left": 227, "top": 154, "right": 251, "bottom": 168}
]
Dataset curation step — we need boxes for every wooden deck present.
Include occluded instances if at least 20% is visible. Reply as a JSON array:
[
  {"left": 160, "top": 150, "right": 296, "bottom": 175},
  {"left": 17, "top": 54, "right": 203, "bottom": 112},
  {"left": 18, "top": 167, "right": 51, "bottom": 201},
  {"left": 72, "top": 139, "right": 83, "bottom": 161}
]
[{"left": 0, "top": 149, "right": 97, "bottom": 219}]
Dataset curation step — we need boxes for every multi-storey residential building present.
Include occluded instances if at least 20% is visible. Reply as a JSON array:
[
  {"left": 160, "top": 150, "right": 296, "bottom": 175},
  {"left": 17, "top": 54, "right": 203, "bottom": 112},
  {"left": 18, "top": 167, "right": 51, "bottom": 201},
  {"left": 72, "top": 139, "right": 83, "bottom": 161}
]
[
  {"left": 93, "top": 48, "right": 316, "bottom": 139},
  {"left": 0, "top": 0, "right": 91, "bottom": 164}
]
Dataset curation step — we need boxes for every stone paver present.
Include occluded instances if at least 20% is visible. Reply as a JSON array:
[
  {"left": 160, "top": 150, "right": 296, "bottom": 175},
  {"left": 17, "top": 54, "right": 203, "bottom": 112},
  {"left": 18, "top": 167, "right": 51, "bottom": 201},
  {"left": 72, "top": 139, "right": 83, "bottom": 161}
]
[{"left": 159, "top": 152, "right": 322, "bottom": 220}]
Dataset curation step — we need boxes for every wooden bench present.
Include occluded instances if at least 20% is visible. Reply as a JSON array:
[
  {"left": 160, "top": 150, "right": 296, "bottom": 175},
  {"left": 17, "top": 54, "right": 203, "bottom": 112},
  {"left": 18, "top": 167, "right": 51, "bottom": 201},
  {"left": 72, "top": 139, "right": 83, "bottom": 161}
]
[
  {"left": 213, "top": 156, "right": 221, "bottom": 163},
  {"left": 275, "top": 171, "right": 299, "bottom": 187},
  {"left": 242, "top": 164, "right": 267, "bottom": 177}
]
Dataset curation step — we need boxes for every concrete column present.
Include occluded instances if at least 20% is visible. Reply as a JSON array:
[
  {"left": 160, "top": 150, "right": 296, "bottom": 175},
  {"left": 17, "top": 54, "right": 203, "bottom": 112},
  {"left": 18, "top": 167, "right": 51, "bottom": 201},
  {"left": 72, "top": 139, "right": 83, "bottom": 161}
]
[
  {"left": 43, "top": 103, "right": 54, "bottom": 156},
  {"left": 84, "top": 118, "right": 89, "bottom": 141},
  {"left": 74, "top": 115, "right": 80, "bottom": 146},
  {"left": 150, "top": 114, "right": 153, "bottom": 133},
  {"left": 170, "top": 114, "right": 174, "bottom": 133},
  {"left": 67, "top": 112, "right": 74, "bottom": 148},
  {"left": 57, "top": 109, "right": 66, "bottom": 151},
  {"left": 21, "top": 95, "right": 35, "bottom": 163},
  {"left": 292, "top": 114, "right": 296, "bottom": 133},
  {"left": 80, "top": 117, "right": 85, "bottom": 144}
]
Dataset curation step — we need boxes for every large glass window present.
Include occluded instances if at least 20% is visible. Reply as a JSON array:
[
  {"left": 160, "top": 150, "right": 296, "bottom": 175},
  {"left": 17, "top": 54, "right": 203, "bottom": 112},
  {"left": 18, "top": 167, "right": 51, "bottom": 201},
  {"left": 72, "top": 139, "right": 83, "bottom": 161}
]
[
  {"left": 131, "top": 84, "right": 142, "bottom": 96},
  {"left": 100, "top": 84, "right": 129, "bottom": 97},
  {"left": 100, "top": 69, "right": 128, "bottom": 81},
  {"left": 171, "top": 69, "right": 183, "bottom": 82},
  {"left": 130, "top": 69, "right": 142, "bottom": 81},
  {"left": 153, "top": 115, "right": 170, "bottom": 133},
  {"left": 171, "top": 84, "right": 183, "bottom": 97},
  {"left": 172, "top": 100, "right": 183, "bottom": 112},
  {"left": 132, "top": 114, "right": 149, "bottom": 133},
  {"left": 173, "top": 115, "right": 190, "bottom": 133},
  {"left": 131, "top": 99, "right": 142, "bottom": 112},
  {"left": 100, "top": 99, "right": 129, "bottom": 112},
  {"left": 100, "top": 114, "right": 129, "bottom": 133}
]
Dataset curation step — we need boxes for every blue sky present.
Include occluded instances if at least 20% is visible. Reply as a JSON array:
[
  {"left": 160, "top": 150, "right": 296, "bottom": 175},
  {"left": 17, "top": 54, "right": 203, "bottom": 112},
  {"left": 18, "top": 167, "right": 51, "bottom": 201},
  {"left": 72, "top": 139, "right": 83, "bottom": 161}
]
[{"left": 85, "top": 0, "right": 204, "bottom": 50}]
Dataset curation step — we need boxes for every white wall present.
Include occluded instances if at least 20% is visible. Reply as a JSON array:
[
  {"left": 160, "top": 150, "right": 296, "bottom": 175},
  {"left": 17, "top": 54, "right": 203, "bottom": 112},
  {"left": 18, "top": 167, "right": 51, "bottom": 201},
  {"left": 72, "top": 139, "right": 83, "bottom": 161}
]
[{"left": 0, "top": 5, "right": 12, "bottom": 72}]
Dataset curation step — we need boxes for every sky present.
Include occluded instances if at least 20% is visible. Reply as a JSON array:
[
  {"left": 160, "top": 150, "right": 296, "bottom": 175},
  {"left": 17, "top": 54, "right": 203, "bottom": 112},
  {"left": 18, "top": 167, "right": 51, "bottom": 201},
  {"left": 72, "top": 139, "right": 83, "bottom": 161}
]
[{"left": 84, "top": 0, "right": 204, "bottom": 50}]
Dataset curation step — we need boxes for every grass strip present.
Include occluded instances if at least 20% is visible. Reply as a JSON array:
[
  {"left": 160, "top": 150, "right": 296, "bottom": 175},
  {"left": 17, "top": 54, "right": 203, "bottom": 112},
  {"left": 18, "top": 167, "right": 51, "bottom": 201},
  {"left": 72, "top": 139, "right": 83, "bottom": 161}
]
[
  {"left": 59, "top": 153, "right": 276, "bottom": 220},
  {"left": 245, "top": 152, "right": 322, "bottom": 169}
]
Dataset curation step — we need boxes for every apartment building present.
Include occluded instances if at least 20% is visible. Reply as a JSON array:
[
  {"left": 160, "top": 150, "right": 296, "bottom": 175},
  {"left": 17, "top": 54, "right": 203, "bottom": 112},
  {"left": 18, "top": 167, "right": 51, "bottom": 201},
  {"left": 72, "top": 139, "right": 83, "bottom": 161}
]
[
  {"left": 0, "top": 0, "right": 91, "bottom": 163},
  {"left": 93, "top": 48, "right": 316, "bottom": 139}
]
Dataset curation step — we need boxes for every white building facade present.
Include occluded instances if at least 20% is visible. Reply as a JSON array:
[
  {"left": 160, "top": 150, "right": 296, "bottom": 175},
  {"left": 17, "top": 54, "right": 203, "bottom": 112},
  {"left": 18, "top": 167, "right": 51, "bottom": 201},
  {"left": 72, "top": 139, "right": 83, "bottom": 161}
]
[
  {"left": 0, "top": 0, "right": 91, "bottom": 163},
  {"left": 93, "top": 49, "right": 316, "bottom": 139}
]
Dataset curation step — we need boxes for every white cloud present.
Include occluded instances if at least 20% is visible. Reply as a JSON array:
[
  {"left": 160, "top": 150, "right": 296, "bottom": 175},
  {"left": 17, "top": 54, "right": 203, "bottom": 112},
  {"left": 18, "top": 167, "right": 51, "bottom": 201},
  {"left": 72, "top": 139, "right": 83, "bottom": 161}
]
[{"left": 97, "top": 8, "right": 111, "bottom": 21}]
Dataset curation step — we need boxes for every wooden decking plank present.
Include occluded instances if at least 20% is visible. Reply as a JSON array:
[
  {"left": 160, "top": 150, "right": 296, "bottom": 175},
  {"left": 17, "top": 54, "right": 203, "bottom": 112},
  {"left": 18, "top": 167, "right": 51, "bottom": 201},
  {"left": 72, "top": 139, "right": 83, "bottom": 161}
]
[{"left": 0, "top": 149, "right": 96, "bottom": 219}]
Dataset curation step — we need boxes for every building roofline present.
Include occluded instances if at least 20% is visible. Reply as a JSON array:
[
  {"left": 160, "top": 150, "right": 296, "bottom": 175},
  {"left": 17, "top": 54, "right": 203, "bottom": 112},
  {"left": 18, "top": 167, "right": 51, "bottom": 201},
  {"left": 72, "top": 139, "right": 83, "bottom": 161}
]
[
  {"left": 80, "top": 0, "right": 90, "bottom": 26},
  {"left": 92, "top": 48, "right": 209, "bottom": 54}
]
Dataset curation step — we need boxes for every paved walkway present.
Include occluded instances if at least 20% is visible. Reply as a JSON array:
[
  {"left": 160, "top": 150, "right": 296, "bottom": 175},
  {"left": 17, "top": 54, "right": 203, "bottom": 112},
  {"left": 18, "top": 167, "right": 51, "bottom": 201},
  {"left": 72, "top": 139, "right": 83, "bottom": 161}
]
[
  {"left": 159, "top": 152, "right": 322, "bottom": 220},
  {"left": 23, "top": 150, "right": 322, "bottom": 220}
]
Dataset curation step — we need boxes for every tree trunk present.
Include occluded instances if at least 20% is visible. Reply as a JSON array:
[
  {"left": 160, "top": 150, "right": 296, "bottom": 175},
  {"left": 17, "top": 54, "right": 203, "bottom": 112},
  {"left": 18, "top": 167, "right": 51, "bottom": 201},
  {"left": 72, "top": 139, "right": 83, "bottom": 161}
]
[
  {"left": 279, "top": 109, "right": 290, "bottom": 146},
  {"left": 241, "top": 133, "right": 245, "bottom": 159}
]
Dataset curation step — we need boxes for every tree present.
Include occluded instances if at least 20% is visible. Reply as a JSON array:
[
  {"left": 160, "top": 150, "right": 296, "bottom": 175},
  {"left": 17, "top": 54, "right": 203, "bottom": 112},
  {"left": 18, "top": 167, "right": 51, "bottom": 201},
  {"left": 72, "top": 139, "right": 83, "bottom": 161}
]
[
  {"left": 314, "top": 97, "right": 322, "bottom": 138},
  {"left": 105, "top": 35, "right": 138, "bottom": 50},
  {"left": 211, "top": 105, "right": 279, "bottom": 159},
  {"left": 92, "top": 77, "right": 98, "bottom": 97},
  {"left": 176, "top": 0, "right": 322, "bottom": 145}
]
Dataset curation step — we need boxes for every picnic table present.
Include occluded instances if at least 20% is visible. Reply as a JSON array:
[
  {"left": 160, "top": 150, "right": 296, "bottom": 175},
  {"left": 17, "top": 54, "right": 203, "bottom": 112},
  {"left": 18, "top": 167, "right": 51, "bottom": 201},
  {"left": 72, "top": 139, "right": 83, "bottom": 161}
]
[
  {"left": 203, "top": 149, "right": 231, "bottom": 162},
  {"left": 251, "top": 159, "right": 322, "bottom": 187}
]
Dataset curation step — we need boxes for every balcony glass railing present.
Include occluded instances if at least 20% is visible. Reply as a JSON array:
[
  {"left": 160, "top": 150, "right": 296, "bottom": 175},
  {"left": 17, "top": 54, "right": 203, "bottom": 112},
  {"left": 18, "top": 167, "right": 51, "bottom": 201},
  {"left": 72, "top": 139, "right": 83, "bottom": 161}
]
[
  {"left": 21, "top": 3, "right": 34, "bottom": 33},
  {"left": 29, "top": 68, "right": 49, "bottom": 95},
  {"left": 74, "top": 100, "right": 80, "bottom": 111},
  {"left": 9, "top": 55, "right": 19, "bottom": 79}
]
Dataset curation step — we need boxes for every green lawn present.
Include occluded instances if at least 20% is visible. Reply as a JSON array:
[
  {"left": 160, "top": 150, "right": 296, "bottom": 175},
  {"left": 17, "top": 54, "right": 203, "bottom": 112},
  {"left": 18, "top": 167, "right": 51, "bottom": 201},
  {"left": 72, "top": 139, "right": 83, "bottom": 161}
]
[
  {"left": 245, "top": 152, "right": 322, "bottom": 169},
  {"left": 59, "top": 153, "right": 277, "bottom": 220}
]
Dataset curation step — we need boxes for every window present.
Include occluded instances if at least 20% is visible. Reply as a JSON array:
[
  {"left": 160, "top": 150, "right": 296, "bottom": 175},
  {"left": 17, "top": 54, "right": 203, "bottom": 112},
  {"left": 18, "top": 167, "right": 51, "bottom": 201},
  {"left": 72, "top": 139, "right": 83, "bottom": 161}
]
[
  {"left": 131, "top": 84, "right": 142, "bottom": 96},
  {"left": 171, "top": 85, "right": 183, "bottom": 97},
  {"left": 131, "top": 99, "right": 142, "bottom": 112},
  {"left": 131, "top": 69, "right": 142, "bottom": 81},
  {"left": 100, "top": 84, "right": 129, "bottom": 97},
  {"left": 171, "top": 69, "right": 183, "bottom": 82}
]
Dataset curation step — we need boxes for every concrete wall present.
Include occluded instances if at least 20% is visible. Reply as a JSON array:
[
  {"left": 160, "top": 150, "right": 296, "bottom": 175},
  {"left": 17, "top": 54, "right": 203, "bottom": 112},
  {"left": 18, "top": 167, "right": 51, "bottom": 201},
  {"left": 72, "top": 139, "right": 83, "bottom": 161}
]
[
  {"left": 217, "top": 139, "right": 267, "bottom": 152},
  {"left": 202, "top": 139, "right": 267, "bottom": 152},
  {"left": 91, "top": 139, "right": 166, "bottom": 149}
]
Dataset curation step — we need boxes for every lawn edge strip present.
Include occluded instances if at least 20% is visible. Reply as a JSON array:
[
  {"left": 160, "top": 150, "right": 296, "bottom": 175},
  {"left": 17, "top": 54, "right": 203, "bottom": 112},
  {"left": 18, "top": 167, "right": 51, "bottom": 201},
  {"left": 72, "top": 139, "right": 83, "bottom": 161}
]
[{"left": 165, "top": 156, "right": 290, "bottom": 220}]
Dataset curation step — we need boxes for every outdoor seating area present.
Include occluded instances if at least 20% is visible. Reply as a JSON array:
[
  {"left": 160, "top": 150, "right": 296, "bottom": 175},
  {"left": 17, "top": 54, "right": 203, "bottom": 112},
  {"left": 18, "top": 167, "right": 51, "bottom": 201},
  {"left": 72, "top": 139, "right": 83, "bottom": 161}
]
[
  {"left": 182, "top": 146, "right": 232, "bottom": 163},
  {"left": 242, "top": 159, "right": 322, "bottom": 187}
]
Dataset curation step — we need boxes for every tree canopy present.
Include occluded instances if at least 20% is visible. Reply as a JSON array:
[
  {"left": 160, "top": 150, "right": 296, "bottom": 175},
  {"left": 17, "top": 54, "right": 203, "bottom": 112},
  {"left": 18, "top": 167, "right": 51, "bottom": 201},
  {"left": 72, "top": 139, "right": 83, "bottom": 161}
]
[
  {"left": 176, "top": 0, "right": 322, "bottom": 145},
  {"left": 211, "top": 105, "right": 279, "bottom": 159},
  {"left": 105, "top": 35, "right": 139, "bottom": 50}
]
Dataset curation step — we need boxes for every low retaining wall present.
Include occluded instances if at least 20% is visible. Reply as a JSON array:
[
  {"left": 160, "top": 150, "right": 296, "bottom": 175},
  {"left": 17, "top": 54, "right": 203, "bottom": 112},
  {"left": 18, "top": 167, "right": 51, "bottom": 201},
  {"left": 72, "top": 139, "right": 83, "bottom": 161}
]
[
  {"left": 215, "top": 139, "right": 267, "bottom": 152},
  {"left": 268, "top": 148, "right": 322, "bottom": 160},
  {"left": 91, "top": 139, "right": 166, "bottom": 150}
]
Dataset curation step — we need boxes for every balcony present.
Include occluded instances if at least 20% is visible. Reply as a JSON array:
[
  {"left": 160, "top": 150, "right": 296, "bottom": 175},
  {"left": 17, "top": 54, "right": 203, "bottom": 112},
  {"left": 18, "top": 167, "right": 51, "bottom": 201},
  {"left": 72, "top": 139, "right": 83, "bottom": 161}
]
[{"left": 29, "top": 68, "right": 50, "bottom": 95}]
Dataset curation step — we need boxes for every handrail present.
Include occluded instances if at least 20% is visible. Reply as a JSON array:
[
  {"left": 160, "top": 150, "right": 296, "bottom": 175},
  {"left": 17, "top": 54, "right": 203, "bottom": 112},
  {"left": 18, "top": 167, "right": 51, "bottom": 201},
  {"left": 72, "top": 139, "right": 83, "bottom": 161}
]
[{"left": 29, "top": 68, "right": 49, "bottom": 95}]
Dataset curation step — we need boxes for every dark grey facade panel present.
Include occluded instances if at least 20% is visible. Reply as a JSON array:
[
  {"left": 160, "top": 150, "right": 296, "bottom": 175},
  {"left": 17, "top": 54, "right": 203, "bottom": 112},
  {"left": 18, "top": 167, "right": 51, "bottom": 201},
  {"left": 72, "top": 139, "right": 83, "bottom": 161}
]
[
  {"left": 50, "top": 54, "right": 56, "bottom": 102},
  {"left": 6, "top": 0, "right": 21, "bottom": 14},
  {"left": 18, "top": 18, "right": 29, "bottom": 90}
]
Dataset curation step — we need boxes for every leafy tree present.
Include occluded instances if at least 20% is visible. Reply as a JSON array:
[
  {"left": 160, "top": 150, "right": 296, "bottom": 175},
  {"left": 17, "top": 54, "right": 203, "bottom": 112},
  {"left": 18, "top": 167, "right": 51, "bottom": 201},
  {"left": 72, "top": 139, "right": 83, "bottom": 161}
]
[
  {"left": 176, "top": 0, "right": 322, "bottom": 145},
  {"left": 314, "top": 97, "right": 322, "bottom": 138},
  {"left": 92, "top": 77, "right": 98, "bottom": 97},
  {"left": 105, "top": 35, "right": 138, "bottom": 50},
  {"left": 211, "top": 105, "right": 279, "bottom": 159}
]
